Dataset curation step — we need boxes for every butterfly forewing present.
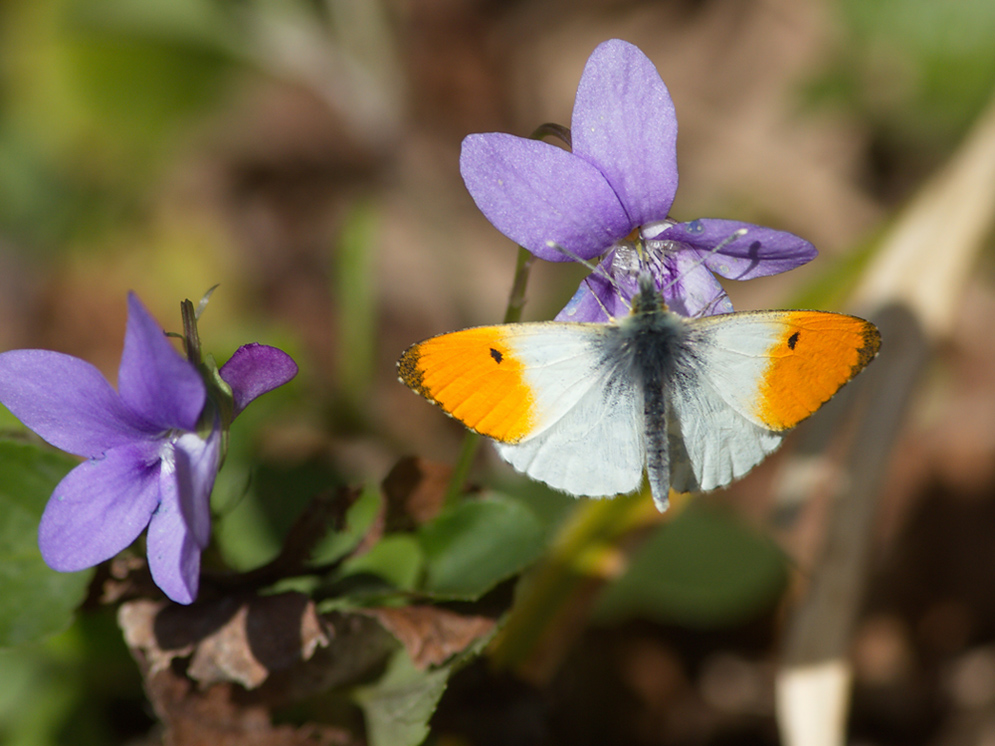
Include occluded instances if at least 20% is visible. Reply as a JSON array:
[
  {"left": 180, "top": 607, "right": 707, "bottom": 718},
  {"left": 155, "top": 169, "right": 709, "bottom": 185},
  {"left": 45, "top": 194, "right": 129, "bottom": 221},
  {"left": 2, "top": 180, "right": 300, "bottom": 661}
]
[
  {"left": 399, "top": 323, "right": 613, "bottom": 442},
  {"left": 400, "top": 322, "right": 647, "bottom": 497},
  {"left": 691, "top": 310, "right": 881, "bottom": 432},
  {"left": 399, "top": 326, "right": 537, "bottom": 442}
]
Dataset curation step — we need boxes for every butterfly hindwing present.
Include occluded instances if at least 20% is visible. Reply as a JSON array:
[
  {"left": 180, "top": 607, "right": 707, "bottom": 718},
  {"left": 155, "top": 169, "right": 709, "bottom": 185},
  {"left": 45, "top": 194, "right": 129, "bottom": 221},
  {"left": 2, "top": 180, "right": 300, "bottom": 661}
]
[
  {"left": 666, "top": 365, "right": 785, "bottom": 492},
  {"left": 495, "top": 349, "right": 645, "bottom": 498}
]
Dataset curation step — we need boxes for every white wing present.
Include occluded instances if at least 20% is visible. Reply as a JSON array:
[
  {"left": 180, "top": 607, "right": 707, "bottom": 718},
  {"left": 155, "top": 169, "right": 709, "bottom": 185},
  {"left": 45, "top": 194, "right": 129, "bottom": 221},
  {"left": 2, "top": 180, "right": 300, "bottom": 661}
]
[
  {"left": 666, "top": 316, "right": 784, "bottom": 492},
  {"left": 495, "top": 325, "right": 645, "bottom": 497},
  {"left": 667, "top": 367, "right": 783, "bottom": 492}
]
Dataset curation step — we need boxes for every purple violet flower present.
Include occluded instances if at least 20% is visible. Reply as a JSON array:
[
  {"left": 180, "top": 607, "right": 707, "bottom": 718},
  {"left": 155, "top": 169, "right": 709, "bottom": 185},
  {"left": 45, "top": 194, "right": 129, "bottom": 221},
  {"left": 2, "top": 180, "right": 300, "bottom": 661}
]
[
  {"left": 460, "top": 39, "right": 817, "bottom": 321},
  {"left": 0, "top": 293, "right": 297, "bottom": 604}
]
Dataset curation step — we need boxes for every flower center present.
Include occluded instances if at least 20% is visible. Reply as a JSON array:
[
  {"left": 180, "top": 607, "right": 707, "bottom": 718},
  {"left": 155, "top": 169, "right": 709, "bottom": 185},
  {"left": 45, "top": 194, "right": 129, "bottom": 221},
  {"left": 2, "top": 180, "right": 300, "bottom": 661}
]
[{"left": 157, "top": 432, "right": 184, "bottom": 475}]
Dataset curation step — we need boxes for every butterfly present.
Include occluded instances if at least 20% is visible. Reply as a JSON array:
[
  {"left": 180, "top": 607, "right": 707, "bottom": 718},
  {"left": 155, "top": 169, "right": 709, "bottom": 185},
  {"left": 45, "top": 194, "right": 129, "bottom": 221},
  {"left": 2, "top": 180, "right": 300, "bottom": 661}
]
[{"left": 397, "top": 272, "right": 880, "bottom": 511}]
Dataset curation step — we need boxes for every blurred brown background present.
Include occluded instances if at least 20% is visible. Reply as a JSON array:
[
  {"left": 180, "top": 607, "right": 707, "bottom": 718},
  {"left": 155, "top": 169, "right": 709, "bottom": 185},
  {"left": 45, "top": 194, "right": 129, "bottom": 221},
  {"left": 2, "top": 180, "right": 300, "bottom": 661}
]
[{"left": 3, "top": 0, "right": 995, "bottom": 744}]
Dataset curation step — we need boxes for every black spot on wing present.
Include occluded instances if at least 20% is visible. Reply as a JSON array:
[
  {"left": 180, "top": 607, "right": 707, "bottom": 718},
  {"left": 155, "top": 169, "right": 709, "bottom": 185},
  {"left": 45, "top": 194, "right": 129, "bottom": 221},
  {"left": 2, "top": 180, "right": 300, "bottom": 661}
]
[
  {"left": 490, "top": 347, "right": 503, "bottom": 364},
  {"left": 787, "top": 331, "right": 800, "bottom": 350}
]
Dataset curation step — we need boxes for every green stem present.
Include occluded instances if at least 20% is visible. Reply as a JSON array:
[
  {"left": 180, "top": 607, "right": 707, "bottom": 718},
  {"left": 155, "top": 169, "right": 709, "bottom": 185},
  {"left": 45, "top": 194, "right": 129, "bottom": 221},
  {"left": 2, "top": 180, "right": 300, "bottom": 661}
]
[
  {"left": 336, "top": 199, "right": 378, "bottom": 403},
  {"left": 529, "top": 123, "right": 571, "bottom": 149},
  {"left": 489, "top": 491, "right": 659, "bottom": 673},
  {"left": 442, "top": 245, "right": 535, "bottom": 506},
  {"left": 441, "top": 119, "right": 568, "bottom": 505},
  {"left": 503, "top": 246, "right": 535, "bottom": 324},
  {"left": 443, "top": 432, "right": 482, "bottom": 507}
]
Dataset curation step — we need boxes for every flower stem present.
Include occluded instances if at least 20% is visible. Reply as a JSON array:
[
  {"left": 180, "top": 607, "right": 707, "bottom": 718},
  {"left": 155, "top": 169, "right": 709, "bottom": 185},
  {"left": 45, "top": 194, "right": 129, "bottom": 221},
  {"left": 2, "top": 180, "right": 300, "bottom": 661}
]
[
  {"left": 530, "top": 122, "right": 572, "bottom": 150},
  {"left": 489, "top": 491, "right": 664, "bottom": 679},
  {"left": 443, "top": 431, "right": 481, "bottom": 507},
  {"left": 335, "top": 199, "right": 378, "bottom": 403},
  {"left": 503, "top": 245, "right": 535, "bottom": 324},
  {"left": 442, "top": 120, "right": 569, "bottom": 505},
  {"left": 442, "top": 245, "right": 535, "bottom": 506}
]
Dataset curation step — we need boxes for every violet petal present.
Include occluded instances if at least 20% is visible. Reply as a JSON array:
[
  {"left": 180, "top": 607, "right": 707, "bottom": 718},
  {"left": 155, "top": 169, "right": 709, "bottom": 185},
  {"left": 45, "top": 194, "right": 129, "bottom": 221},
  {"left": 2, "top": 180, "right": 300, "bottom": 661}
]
[
  {"left": 571, "top": 39, "right": 679, "bottom": 226},
  {"left": 118, "top": 293, "right": 206, "bottom": 431},
  {"left": 38, "top": 442, "right": 162, "bottom": 571},
  {"left": 555, "top": 252, "right": 642, "bottom": 323},
  {"left": 460, "top": 133, "right": 631, "bottom": 261},
  {"left": 219, "top": 344, "right": 298, "bottom": 418},
  {"left": 663, "top": 219, "right": 817, "bottom": 281},
  {"left": 0, "top": 350, "right": 156, "bottom": 457},
  {"left": 146, "top": 464, "right": 201, "bottom": 604},
  {"left": 554, "top": 274, "right": 618, "bottom": 323},
  {"left": 655, "top": 250, "right": 734, "bottom": 317},
  {"left": 172, "top": 430, "right": 220, "bottom": 548}
]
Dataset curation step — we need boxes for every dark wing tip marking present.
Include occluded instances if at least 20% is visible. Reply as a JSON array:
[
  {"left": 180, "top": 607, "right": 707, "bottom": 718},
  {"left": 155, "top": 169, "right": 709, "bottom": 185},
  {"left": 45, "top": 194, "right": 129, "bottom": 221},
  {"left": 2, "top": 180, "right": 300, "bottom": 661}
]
[
  {"left": 397, "top": 345, "right": 428, "bottom": 396},
  {"left": 854, "top": 322, "right": 883, "bottom": 373}
]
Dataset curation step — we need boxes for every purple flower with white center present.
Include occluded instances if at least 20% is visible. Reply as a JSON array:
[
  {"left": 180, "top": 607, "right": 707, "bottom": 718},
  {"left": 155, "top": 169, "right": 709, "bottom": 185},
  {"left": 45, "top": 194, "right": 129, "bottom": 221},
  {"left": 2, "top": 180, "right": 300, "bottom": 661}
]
[
  {"left": 460, "top": 39, "right": 817, "bottom": 321},
  {"left": 0, "top": 293, "right": 297, "bottom": 604}
]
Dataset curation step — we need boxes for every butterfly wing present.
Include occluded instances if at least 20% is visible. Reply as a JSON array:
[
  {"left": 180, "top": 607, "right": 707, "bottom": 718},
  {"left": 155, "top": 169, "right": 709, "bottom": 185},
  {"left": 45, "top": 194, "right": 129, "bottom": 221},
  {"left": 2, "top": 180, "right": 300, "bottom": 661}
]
[
  {"left": 398, "top": 323, "right": 645, "bottom": 497},
  {"left": 494, "top": 354, "right": 645, "bottom": 498},
  {"left": 667, "top": 310, "right": 880, "bottom": 492},
  {"left": 399, "top": 309, "right": 880, "bottom": 501},
  {"left": 666, "top": 374, "right": 785, "bottom": 493}
]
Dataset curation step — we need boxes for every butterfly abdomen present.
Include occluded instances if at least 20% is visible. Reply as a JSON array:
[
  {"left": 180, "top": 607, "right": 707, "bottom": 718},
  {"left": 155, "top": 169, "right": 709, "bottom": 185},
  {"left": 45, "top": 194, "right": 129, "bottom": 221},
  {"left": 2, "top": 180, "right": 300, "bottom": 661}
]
[{"left": 622, "top": 307, "right": 692, "bottom": 510}]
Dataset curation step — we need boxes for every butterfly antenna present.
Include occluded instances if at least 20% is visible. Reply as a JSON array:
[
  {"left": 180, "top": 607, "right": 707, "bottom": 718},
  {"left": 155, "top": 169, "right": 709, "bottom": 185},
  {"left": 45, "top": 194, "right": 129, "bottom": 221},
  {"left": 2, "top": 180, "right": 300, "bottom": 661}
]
[
  {"left": 546, "top": 240, "right": 609, "bottom": 278},
  {"left": 658, "top": 227, "right": 748, "bottom": 297},
  {"left": 697, "top": 290, "right": 728, "bottom": 318},
  {"left": 546, "top": 240, "right": 631, "bottom": 315},
  {"left": 581, "top": 277, "right": 617, "bottom": 320}
]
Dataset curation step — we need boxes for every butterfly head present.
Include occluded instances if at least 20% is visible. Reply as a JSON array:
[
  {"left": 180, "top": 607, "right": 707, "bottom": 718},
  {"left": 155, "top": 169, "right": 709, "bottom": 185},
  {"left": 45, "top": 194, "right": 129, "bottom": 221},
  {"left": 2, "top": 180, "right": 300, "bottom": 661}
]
[{"left": 629, "top": 270, "right": 668, "bottom": 317}]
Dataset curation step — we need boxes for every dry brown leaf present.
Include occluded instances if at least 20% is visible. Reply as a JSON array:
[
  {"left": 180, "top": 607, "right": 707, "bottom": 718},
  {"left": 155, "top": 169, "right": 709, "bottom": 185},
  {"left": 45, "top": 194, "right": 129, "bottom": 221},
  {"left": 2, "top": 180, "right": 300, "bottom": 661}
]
[
  {"left": 382, "top": 456, "right": 454, "bottom": 530},
  {"left": 187, "top": 593, "right": 330, "bottom": 688},
  {"left": 362, "top": 605, "right": 496, "bottom": 669},
  {"left": 119, "top": 592, "right": 330, "bottom": 689},
  {"left": 144, "top": 668, "right": 355, "bottom": 746}
]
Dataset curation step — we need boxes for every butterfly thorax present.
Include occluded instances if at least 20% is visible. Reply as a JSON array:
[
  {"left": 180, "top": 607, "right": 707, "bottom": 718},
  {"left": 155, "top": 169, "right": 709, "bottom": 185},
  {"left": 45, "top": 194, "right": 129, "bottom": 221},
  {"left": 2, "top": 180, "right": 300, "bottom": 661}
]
[{"left": 617, "top": 273, "right": 688, "bottom": 367}]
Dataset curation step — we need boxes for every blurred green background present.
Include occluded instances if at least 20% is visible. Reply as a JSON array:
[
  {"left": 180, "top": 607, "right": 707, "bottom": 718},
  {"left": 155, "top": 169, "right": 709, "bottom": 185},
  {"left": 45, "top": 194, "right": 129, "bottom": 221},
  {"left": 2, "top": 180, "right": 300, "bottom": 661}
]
[{"left": 2, "top": 0, "right": 995, "bottom": 744}]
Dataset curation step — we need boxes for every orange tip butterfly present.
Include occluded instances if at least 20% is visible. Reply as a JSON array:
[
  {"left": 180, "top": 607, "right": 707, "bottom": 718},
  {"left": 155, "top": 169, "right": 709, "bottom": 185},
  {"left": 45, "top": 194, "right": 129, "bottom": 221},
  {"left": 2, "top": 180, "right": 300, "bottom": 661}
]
[{"left": 397, "top": 273, "right": 880, "bottom": 511}]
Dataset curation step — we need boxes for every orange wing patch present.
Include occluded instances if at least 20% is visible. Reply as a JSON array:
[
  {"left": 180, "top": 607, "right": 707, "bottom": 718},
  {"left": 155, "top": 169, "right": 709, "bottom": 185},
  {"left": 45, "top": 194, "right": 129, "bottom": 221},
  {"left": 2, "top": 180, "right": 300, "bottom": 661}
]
[
  {"left": 755, "top": 312, "right": 881, "bottom": 431},
  {"left": 398, "top": 327, "right": 537, "bottom": 442}
]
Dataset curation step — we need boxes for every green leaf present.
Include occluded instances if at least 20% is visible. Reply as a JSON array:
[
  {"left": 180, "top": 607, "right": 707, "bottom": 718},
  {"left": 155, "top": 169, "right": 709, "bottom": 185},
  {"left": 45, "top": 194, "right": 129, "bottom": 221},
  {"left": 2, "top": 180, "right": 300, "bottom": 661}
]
[
  {"left": 0, "top": 439, "right": 92, "bottom": 647},
  {"left": 339, "top": 535, "right": 425, "bottom": 592},
  {"left": 309, "top": 482, "right": 382, "bottom": 566},
  {"left": 353, "top": 649, "right": 450, "bottom": 746},
  {"left": 593, "top": 502, "right": 788, "bottom": 628},
  {"left": 214, "top": 457, "right": 345, "bottom": 571},
  {"left": 353, "top": 619, "right": 495, "bottom": 746},
  {"left": 418, "top": 495, "right": 544, "bottom": 600}
]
